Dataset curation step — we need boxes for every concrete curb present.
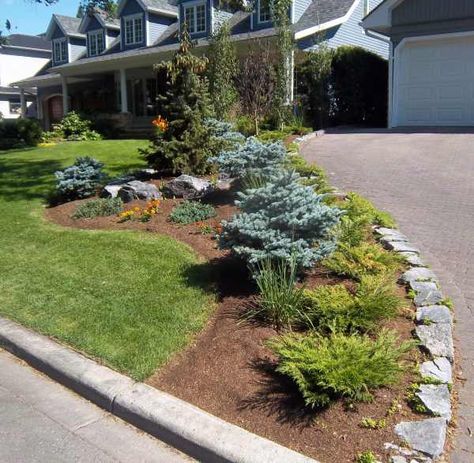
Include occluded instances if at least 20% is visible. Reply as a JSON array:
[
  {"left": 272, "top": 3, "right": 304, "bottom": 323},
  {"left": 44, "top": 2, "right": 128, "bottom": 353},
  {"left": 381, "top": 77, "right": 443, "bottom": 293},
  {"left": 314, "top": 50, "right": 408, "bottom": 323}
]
[{"left": 0, "top": 318, "right": 318, "bottom": 463}]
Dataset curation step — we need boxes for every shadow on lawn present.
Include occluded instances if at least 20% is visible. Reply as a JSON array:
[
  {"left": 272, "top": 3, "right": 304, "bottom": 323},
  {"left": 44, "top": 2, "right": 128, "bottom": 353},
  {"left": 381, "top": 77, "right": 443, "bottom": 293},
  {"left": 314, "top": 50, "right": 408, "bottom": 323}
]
[
  {"left": 182, "top": 254, "right": 256, "bottom": 300},
  {"left": 0, "top": 157, "right": 63, "bottom": 202},
  {"left": 238, "top": 357, "right": 320, "bottom": 428}
]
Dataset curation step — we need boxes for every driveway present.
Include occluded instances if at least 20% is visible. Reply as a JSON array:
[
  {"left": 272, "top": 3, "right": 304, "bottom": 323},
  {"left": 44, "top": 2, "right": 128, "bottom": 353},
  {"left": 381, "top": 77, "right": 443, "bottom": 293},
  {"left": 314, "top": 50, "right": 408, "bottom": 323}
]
[{"left": 301, "top": 129, "right": 474, "bottom": 463}]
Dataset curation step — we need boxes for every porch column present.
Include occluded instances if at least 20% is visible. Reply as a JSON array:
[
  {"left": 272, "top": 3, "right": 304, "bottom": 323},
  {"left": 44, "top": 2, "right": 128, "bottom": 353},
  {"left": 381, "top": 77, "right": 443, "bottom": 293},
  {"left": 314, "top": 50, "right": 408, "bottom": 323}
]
[
  {"left": 20, "top": 89, "right": 27, "bottom": 117},
  {"left": 119, "top": 68, "right": 128, "bottom": 113},
  {"left": 61, "top": 75, "right": 69, "bottom": 115},
  {"left": 36, "top": 94, "right": 43, "bottom": 121}
]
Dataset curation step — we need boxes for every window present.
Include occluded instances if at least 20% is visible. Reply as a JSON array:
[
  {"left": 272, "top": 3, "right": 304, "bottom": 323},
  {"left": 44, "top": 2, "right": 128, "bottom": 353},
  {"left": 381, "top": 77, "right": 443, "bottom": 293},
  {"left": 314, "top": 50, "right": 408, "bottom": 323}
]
[
  {"left": 9, "top": 99, "right": 21, "bottom": 115},
  {"left": 88, "top": 30, "right": 105, "bottom": 56},
  {"left": 184, "top": 3, "right": 206, "bottom": 34},
  {"left": 53, "top": 38, "right": 67, "bottom": 63},
  {"left": 258, "top": 0, "right": 271, "bottom": 23},
  {"left": 124, "top": 14, "right": 144, "bottom": 45}
]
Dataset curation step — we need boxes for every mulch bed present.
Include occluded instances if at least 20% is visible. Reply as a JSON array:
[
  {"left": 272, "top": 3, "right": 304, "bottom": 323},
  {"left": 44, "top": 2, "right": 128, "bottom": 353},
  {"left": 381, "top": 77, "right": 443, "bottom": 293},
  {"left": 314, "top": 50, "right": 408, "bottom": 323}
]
[{"left": 46, "top": 183, "right": 421, "bottom": 463}]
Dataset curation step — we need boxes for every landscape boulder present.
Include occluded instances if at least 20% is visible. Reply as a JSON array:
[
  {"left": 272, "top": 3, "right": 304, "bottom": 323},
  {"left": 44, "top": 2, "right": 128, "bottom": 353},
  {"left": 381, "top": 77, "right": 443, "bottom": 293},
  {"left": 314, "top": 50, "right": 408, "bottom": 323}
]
[
  {"left": 164, "top": 175, "right": 213, "bottom": 199},
  {"left": 117, "top": 181, "right": 162, "bottom": 203}
]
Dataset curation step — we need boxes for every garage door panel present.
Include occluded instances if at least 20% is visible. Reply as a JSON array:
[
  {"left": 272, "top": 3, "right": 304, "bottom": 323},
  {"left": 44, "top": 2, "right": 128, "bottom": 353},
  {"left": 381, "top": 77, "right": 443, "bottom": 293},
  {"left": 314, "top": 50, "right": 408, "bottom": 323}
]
[{"left": 396, "top": 34, "right": 474, "bottom": 126}]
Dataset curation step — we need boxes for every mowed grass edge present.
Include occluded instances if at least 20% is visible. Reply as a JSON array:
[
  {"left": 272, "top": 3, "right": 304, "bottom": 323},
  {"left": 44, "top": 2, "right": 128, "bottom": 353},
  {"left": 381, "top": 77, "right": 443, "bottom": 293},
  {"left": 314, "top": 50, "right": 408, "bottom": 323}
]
[{"left": 0, "top": 140, "right": 215, "bottom": 380}]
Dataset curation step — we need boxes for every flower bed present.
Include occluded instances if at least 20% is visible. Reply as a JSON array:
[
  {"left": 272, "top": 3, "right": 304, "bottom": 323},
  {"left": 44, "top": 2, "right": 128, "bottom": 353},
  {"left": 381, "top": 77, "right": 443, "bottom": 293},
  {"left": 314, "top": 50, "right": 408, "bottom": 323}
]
[{"left": 44, "top": 143, "right": 430, "bottom": 462}]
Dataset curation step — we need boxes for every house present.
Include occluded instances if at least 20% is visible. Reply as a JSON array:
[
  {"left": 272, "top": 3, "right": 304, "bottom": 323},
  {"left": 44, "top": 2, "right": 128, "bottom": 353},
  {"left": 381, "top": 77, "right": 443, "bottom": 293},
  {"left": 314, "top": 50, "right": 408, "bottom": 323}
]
[
  {"left": 0, "top": 34, "right": 51, "bottom": 119},
  {"left": 13, "top": 0, "right": 387, "bottom": 130},
  {"left": 363, "top": 0, "right": 474, "bottom": 127}
]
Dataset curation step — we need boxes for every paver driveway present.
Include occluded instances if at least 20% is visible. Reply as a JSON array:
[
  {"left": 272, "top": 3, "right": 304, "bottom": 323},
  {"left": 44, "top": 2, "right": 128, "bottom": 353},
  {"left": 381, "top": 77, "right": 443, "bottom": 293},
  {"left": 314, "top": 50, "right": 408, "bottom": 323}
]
[{"left": 301, "top": 129, "right": 474, "bottom": 463}]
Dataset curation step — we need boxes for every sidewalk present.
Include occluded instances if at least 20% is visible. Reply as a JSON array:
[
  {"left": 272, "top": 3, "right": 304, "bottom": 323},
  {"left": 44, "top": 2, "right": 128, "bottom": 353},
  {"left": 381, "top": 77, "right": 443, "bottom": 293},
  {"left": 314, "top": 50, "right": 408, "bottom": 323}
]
[{"left": 0, "top": 349, "right": 193, "bottom": 463}]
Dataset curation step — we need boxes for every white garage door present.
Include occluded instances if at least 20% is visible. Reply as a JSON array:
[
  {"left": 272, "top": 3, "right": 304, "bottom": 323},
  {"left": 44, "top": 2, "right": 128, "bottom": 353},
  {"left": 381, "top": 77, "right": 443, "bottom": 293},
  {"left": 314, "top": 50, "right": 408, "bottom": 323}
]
[{"left": 394, "top": 34, "right": 474, "bottom": 126}]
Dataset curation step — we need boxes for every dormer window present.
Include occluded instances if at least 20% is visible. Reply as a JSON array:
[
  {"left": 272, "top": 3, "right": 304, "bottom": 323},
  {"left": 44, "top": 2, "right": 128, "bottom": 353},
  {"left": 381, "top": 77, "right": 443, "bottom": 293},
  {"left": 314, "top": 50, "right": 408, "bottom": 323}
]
[
  {"left": 184, "top": 2, "right": 206, "bottom": 34},
  {"left": 53, "top": 38, "right": 67, "bottom": 63},
  {"left": 88, "top": 30, "right": 105, "bottom": 56},
  {"left": 258, "top": 0, "right": 271, "bottom": 23},
  {"left": 124, "top": 14, "right": 144, "bottom": 45}
]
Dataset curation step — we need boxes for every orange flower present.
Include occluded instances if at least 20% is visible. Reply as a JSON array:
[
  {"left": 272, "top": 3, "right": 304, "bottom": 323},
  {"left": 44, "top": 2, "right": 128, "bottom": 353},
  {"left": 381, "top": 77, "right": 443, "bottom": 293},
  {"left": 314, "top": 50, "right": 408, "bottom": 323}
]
[{"left": 152, "top": 116, "right": 168, "bottom": 132}]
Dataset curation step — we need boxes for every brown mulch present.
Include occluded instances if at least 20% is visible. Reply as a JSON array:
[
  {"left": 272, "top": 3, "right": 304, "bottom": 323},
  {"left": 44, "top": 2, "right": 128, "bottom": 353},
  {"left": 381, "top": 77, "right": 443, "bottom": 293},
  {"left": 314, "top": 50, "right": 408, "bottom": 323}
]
[{"left": 46, "top": 184, "right": 421, "bottom": 463}]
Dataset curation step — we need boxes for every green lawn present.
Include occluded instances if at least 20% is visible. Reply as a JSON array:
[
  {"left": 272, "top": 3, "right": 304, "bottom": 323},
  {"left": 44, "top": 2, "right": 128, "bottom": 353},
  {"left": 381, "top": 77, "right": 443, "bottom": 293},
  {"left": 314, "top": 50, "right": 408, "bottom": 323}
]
[{"left": 0, "top": 140, "right": 214, "bottom": 380}]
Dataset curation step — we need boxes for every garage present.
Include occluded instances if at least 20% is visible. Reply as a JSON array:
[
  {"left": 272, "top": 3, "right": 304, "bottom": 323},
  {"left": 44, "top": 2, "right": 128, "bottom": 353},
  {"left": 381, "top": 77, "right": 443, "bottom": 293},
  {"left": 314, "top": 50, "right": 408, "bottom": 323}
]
[
  {"left": 362, "top": 0, "right": 474, "bottom": 128},
  {"left": 394, "top": 34, "right": 474, "bottom": 126}
]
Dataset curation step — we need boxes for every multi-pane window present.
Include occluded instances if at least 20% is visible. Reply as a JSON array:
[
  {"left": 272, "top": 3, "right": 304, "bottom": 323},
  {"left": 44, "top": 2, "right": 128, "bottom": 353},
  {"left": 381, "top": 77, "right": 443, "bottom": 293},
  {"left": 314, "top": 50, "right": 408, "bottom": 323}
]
[
  {"left": 53, "top": 39, "right": 67, "bottom": 63},
  {"left": 9, "top": 99, "right": 21, "bottom": 114},
  {"left": 184, "top": 3, "right": 206, "bottom": 34},
  {"left": 124, "top": 15, "right": 144, "bottom": 45},
  {"left": 258, "top": 0, "right": 271, "bottom": 23},
  {"left": 88, "top": 30, "right": 105, "bottom": 56}
]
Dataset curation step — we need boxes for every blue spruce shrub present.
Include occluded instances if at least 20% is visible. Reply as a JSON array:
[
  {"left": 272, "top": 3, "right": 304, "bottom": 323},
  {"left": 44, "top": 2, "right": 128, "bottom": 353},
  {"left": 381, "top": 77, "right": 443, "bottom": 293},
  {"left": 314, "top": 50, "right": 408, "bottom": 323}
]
[
  {"left": 220, "top": 170, "right": 342, "bottom": 268},
  {"left": 55, "top": 156, "right": 106, "bottom": 201},
  {"left": 210, "top": 137, "right": 286, "bottom": 180},
  {"left": 206, "top": 118, "right": 245, "bottom": 147}
]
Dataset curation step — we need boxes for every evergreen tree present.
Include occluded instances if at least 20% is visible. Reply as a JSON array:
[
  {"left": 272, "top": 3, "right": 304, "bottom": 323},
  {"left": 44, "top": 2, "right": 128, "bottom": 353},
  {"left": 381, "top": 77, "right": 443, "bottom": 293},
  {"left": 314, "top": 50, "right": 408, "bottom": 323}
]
[
  {"left": 207, "top": 22, "right": 238, "bottom": 120},
  {"left": 220, "top": 170, "right": 342, "bottom": 268},
  {"left": 141, "top": 26, "right": 216, "bottom": 175}
]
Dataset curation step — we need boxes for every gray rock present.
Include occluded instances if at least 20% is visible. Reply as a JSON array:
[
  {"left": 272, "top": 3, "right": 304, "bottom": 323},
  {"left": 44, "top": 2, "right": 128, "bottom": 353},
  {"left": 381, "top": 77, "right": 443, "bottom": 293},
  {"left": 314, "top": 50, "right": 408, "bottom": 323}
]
[
  {"left": 101, "top": 184, "right": 123, "bottom": 199},
  {"left": 401, "top": 268, "right": 437, "bottom": 285},
  {"left": 165, "top": 175, "right": 213, "bottom": 199},
  {"left": 402, "top": 253, "right": 426, "bottom": 267},
  {"left": 412, "top": 282, "right": 444, "bottom": 307},
  {"left": 420, "top": 358, "right": 452, "bottom": 384},
  {"left": 395, "top": 418, "right": 447, "bottom": 458},
  {"left": 416, "top": 305, "right": 452, "bottom": 325},
  {"left": 416, "top": 324, "right": 454, "bottom": 361},
  {"left": 117, "top": 181, "right": 161, "bottom": 203},
  {"left": 385, "top": 241, "right": 420, "bottom": 254},
  {"left": 374, "top": 227, "right": 402, "bottom": 237},
  {"left": 416, "top": 384, "right": 451, "bottom": 421},
  {"left": 391, "top": 457, "right": 407, "bottom": 463}
]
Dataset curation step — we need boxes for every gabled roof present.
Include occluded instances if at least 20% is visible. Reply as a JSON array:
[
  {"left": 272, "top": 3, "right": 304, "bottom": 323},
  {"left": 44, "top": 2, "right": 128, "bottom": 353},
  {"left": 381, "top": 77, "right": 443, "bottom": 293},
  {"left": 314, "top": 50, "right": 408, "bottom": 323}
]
[
  {"left": 1, "top": 34, "right": 51, "bottom": 51},
  {"left": 294, "top": 0, "right": 358, "bottom": 39},
  {"left": 79, "top": 9, "right": 121, "bottom": 33},
  {"left": 117, "top": 0, "right": 178, "bottom": 17},
  {"left": 46, "top": 14, "right": 86, "bottom": 40}
]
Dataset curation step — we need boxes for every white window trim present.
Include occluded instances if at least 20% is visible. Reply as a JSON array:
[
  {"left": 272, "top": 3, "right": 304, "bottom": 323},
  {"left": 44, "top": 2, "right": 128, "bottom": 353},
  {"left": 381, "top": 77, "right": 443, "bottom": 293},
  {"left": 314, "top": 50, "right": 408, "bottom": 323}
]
[
  {"left": 183, "top": 1, "right": 207, "bottom": 35},
  {"left": 88, "top": 29, "right": 105, "bottom": 56},
  {"left": 53, "top": 38, "right": 68, "bottom": 63},
  {"left": 364, "top": 0, "right": 371, "bottom": 16},
  {"left": 123, "top": 13, "right": 144, "bottom": 46},
  {"left": 257, "top": 0, "right": 272, "bottom": 24}
]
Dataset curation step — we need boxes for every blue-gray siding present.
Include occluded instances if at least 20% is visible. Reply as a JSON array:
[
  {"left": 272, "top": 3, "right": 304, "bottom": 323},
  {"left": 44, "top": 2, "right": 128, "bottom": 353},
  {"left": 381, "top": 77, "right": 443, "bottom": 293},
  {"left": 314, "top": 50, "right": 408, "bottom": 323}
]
[
  {"left": 70, "top": 37, "right": 87, "bottom": 61},
  {"left": 148, "top": 12, "right": 176, "bottom": 44},
  {"left": 298, "top": 0, "right": 388, "bottom": 58},
  {"left": 293, "top": 0, "right": 312, "bottom": 24},
  {"left": 393, "top": 0, "right": 474, "bottom": 27}
]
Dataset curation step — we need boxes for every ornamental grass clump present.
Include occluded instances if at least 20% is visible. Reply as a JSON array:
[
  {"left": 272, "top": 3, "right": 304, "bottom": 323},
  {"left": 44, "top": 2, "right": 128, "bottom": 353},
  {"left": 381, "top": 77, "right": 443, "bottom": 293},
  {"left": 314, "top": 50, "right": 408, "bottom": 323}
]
[
  {"left": 72, "top": 197, "right": 123, "bottom": 219},
  {"left": 54, "top": 156, "right": 107, "bottom": 201},
  {"left": 267, "top": 330, "right": 414, "bottom": 408},
  {"left": 211, "top": 137, "right": 287, "bottom": 186},
  {"left": 169, "top": 200, "right": 216, "bottom": 224},
  {"left": 301, "top": 275, "right": 403, "bottom": 334},
  {"left": 220, "top": 170, "right": 342, "bottom": 269},
  {"left": 250, "top": 258, "right": 305, "bottom": 330}
]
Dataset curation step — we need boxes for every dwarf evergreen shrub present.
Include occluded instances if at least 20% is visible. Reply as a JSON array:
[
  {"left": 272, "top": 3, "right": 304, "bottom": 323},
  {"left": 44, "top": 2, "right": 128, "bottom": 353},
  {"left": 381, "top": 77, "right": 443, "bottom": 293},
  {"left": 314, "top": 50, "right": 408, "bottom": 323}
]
[
  {"left": 55, "top": 157, "right": 107, "bottom": 201},
  {"left": 267, "top": 330, "right": 414, "bottom": 407},
  {"left": 220, "top": 170, "right": 342, "bottom": 268},
  {"left": 169, "top": 200, "right": 216, "bottom": 224},
  {"left": 301, "top": 275, "right": 402, "bottom": 334},
  {"left": 206, "top": 118, "right": 245, "bottom": 149},
  {"left": 284, "top": 153, "right": 331, "bottom": 193},
  {"left": 72, "top": 197, "right": 123, "bottom": 219},
  {"left": 324, "top": 242, "right": 404, "bottom": 280},
  {"left": 211, "top": 137, "right": 286, "bottom": 183}
]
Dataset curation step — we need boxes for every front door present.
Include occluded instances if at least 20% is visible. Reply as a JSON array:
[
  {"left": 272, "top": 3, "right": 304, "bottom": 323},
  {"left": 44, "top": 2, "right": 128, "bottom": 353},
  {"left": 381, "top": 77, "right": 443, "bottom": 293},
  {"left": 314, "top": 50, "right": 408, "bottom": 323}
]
[{"left": 48, "top": 96, "right": 63, "bottom": 124}]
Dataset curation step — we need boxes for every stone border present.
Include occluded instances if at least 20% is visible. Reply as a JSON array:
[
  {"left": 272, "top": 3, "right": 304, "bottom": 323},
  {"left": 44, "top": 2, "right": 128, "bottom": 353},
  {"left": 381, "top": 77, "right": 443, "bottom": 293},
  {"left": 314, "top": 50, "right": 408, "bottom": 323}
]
[
  {"left": 374, "top": 227, "right": 454, "bottom": 463},
  {"left": 294, "top": 130, "right": 325, "bottom": 144},
  {"left": 0, "top": 318, "right": 317, "bottom": 463}
]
